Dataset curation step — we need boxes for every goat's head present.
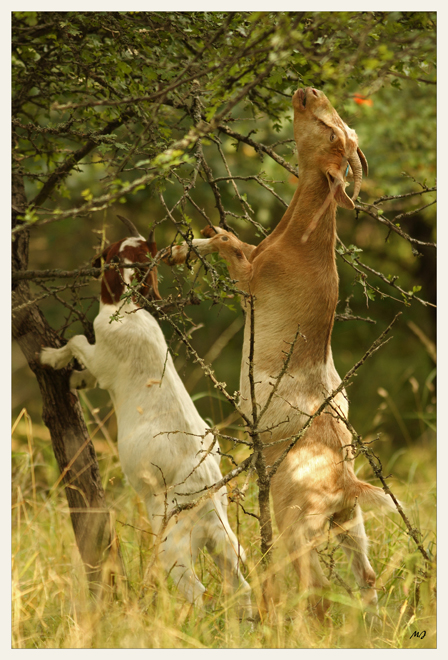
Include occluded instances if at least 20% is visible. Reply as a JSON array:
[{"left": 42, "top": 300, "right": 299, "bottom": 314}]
[
  {"left": 92, "top": 215, "right": 162, "bottom": 306},
  {"left": 292, "top": 87, "right": 368, "bottom": 210}
]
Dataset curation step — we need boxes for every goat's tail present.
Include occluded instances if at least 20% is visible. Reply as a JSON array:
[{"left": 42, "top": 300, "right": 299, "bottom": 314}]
[{"left": 347, "top": 479, "right": 399, "bottom": 513}]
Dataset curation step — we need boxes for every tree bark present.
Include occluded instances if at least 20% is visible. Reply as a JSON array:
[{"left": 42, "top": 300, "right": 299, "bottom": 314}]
[{"left": 12, "top": 171, "right": 115, "bottom": 593}]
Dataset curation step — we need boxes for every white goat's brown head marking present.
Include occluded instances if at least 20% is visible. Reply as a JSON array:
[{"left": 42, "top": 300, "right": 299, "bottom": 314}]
[
  {"left": 93, "top": 228, "right": 161, "bottom": 306},
  {"left": 292, "top": 87, "right": 368, "bottom": 211}
]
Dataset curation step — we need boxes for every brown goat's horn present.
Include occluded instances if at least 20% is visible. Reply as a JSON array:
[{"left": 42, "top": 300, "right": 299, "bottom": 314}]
[
  {"left": 116, "top": 214, "right": 141, "bottom": 238},
  {"left": 348, "top": 150, "right": 363, "bottom": 202},
  {"left": 357, "top": 147, "right": 369, "bottom": 177}
]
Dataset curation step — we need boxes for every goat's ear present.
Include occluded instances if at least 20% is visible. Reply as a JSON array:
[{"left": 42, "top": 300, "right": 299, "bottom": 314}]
[
  {"left": 92, "top": 246, "right": 110, "bottom": 271},
  {"left": 326, "top": 166, "right": 355, "bottom": 210},
  {"left": 334, "top": 184, "right": 355, "bottom": 210}
]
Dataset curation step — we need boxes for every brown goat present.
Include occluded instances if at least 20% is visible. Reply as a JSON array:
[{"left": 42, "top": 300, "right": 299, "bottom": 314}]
[{"left": 161, "top": 88, "right": 394, "bottom": 615}]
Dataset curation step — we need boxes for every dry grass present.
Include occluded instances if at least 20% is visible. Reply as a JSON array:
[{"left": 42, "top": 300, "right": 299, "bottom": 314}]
[{"left": 11, "top": 406, "right": 436, "bottom": 649}]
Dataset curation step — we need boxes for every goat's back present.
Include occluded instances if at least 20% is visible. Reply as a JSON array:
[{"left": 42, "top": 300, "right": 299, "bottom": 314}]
[{"left": 93, "top": 304, "right": 224, "bottom": 506}]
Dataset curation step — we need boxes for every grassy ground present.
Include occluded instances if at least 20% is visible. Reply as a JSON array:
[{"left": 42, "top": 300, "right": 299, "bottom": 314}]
[{"left": 11, "top": 405, "right": 436, "bottom": 649}]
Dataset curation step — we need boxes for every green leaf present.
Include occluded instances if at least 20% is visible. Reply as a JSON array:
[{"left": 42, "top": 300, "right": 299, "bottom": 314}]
[{"left": 81, "top": 189, "right": 93, "bottom": 202}]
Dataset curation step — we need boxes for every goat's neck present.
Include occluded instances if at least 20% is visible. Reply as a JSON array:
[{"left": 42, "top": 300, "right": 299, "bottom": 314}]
[
  {"left": 282, "top": 172, "right": 337, "bottom": 250},
  {"left": 246, "top": 170, "right": 339, "bottom": 375},
  {"left": 253, "top": 170, "right": 338, "bottom": 266}
]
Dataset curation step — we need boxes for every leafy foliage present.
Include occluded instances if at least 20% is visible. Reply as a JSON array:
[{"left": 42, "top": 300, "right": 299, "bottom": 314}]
[{"left": 13, "top": 11, "right": 435, "bottom": 210}]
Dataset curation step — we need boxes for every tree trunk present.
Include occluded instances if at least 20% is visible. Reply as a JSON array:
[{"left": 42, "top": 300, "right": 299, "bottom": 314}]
[{"left": 12, "top": 171, "right": 115, "bottom": 593}]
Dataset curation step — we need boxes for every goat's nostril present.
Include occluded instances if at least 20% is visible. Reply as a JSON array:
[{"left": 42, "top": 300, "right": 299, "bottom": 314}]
[{"left": 312, "top": 88, "right": 318, "bottom": 97}]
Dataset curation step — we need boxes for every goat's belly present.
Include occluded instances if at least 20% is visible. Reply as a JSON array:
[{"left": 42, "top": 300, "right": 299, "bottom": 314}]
[
  {"left": 238, "top": 352, "right": 348, "bottom": 427},
  {"left": 116, "top": 424, "right": 223, "bottom": 502},
  {"left": 239, "top": 374, "right": 346, "bottom": 424}
]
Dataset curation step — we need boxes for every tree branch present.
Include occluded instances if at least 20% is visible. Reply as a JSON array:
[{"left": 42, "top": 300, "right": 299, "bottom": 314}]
[{"left": 29, "top": 115, "right": 131, "bottom": 209}]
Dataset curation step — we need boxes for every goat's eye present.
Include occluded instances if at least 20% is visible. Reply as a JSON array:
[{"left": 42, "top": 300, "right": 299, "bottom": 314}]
[{"left": 330, "top": 133, "right": 336, "bottom": 142}]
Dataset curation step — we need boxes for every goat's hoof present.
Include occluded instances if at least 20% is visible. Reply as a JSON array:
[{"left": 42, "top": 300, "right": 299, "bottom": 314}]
[
  {"left": 201, "top": 225, "right": 221, "bottom": 238},
  {"left": 157, "top": 247, "right": 174, "bottom": 264},
  {"left": 238, "top": 606, "right": 258, "bottom": 626},
  {"left": 40, "top": 347, "right": 63, "bottom": 369}
]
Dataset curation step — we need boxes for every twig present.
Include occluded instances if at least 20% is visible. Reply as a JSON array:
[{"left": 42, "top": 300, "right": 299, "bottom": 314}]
[
  {"left": 336, "top": 237, "right": 435, "bottom": 308},
  {"left": 356, "top": 202, "right": 436, "bottom": 250},
  {"left": 257, "top": 325, "right": 304, "bottom": 427},
  {"left": 373, "top": 186, "right": 436, "bottom": 205},
  {"left": 216, "top": 123, "right": 299, "bottom": 177}
]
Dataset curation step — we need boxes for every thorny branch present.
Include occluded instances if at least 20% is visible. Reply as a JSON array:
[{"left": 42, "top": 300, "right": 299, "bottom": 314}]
[
  {"left": 373, "top": 186, "right": 437, "bottom": 205},
  {"left": 12, "top": 260, "right": 160, "bottom": 282},
  {"left": 336, "top": 237, "right": 435, "bottom": 309},
  {"left": 257, "top": 325, "right": 305, "bottom": 427},
  {"left": 356, "top": 200, "right": 436, "bottom": 250},
  {"left": 216, "top": 123, "right": 299, "bottom": 177},
  {"left": 246, "top": 295, "right": 274, "bottom": 581}
]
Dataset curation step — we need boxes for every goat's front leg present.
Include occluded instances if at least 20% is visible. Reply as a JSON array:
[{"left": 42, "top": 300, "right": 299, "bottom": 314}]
[
  {"left": 201, "top": 226, "right": 257, "bottom": 261},
  {"left": 41, "top": 336, "right": 98, "bottom": 390},
  {"left": 69, "top": 368, "right": 98, "bottom": 390},
  {"left": 160, "top": 237, "right": 217, "bottom": 266},
  {"left": 160, "top": 226, "right": 255, "bottom": 291}
]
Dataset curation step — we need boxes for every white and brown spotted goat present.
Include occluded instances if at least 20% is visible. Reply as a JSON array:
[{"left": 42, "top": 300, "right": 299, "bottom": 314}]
[
  {"left": 161, "top": 88, "right": 396, "bottom": 615},
  {"left": 40, "top": 216, "right": 251, "bottom": 613}
]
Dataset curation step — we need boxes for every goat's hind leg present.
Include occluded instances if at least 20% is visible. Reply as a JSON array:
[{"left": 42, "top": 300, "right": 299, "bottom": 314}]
[
  {"left": 285, "top": 516, "right": 332, "bottom": 618},
  {"left": 291, "top": 544, "right": 332, "bottom": 618},
  {"left": 333, "top": 505, "right": 378, "bottom": 610},
  {"left": 154, "top": 516, "right": 207, "bottom": 606}
]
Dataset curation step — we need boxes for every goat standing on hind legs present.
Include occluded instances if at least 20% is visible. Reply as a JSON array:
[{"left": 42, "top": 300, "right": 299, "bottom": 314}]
[
  {"left": 40, "top": 215, "right": 252, "bottom": 617},
  {"left": 161, "top": 87, "right": 396, "bottom": 617}
]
